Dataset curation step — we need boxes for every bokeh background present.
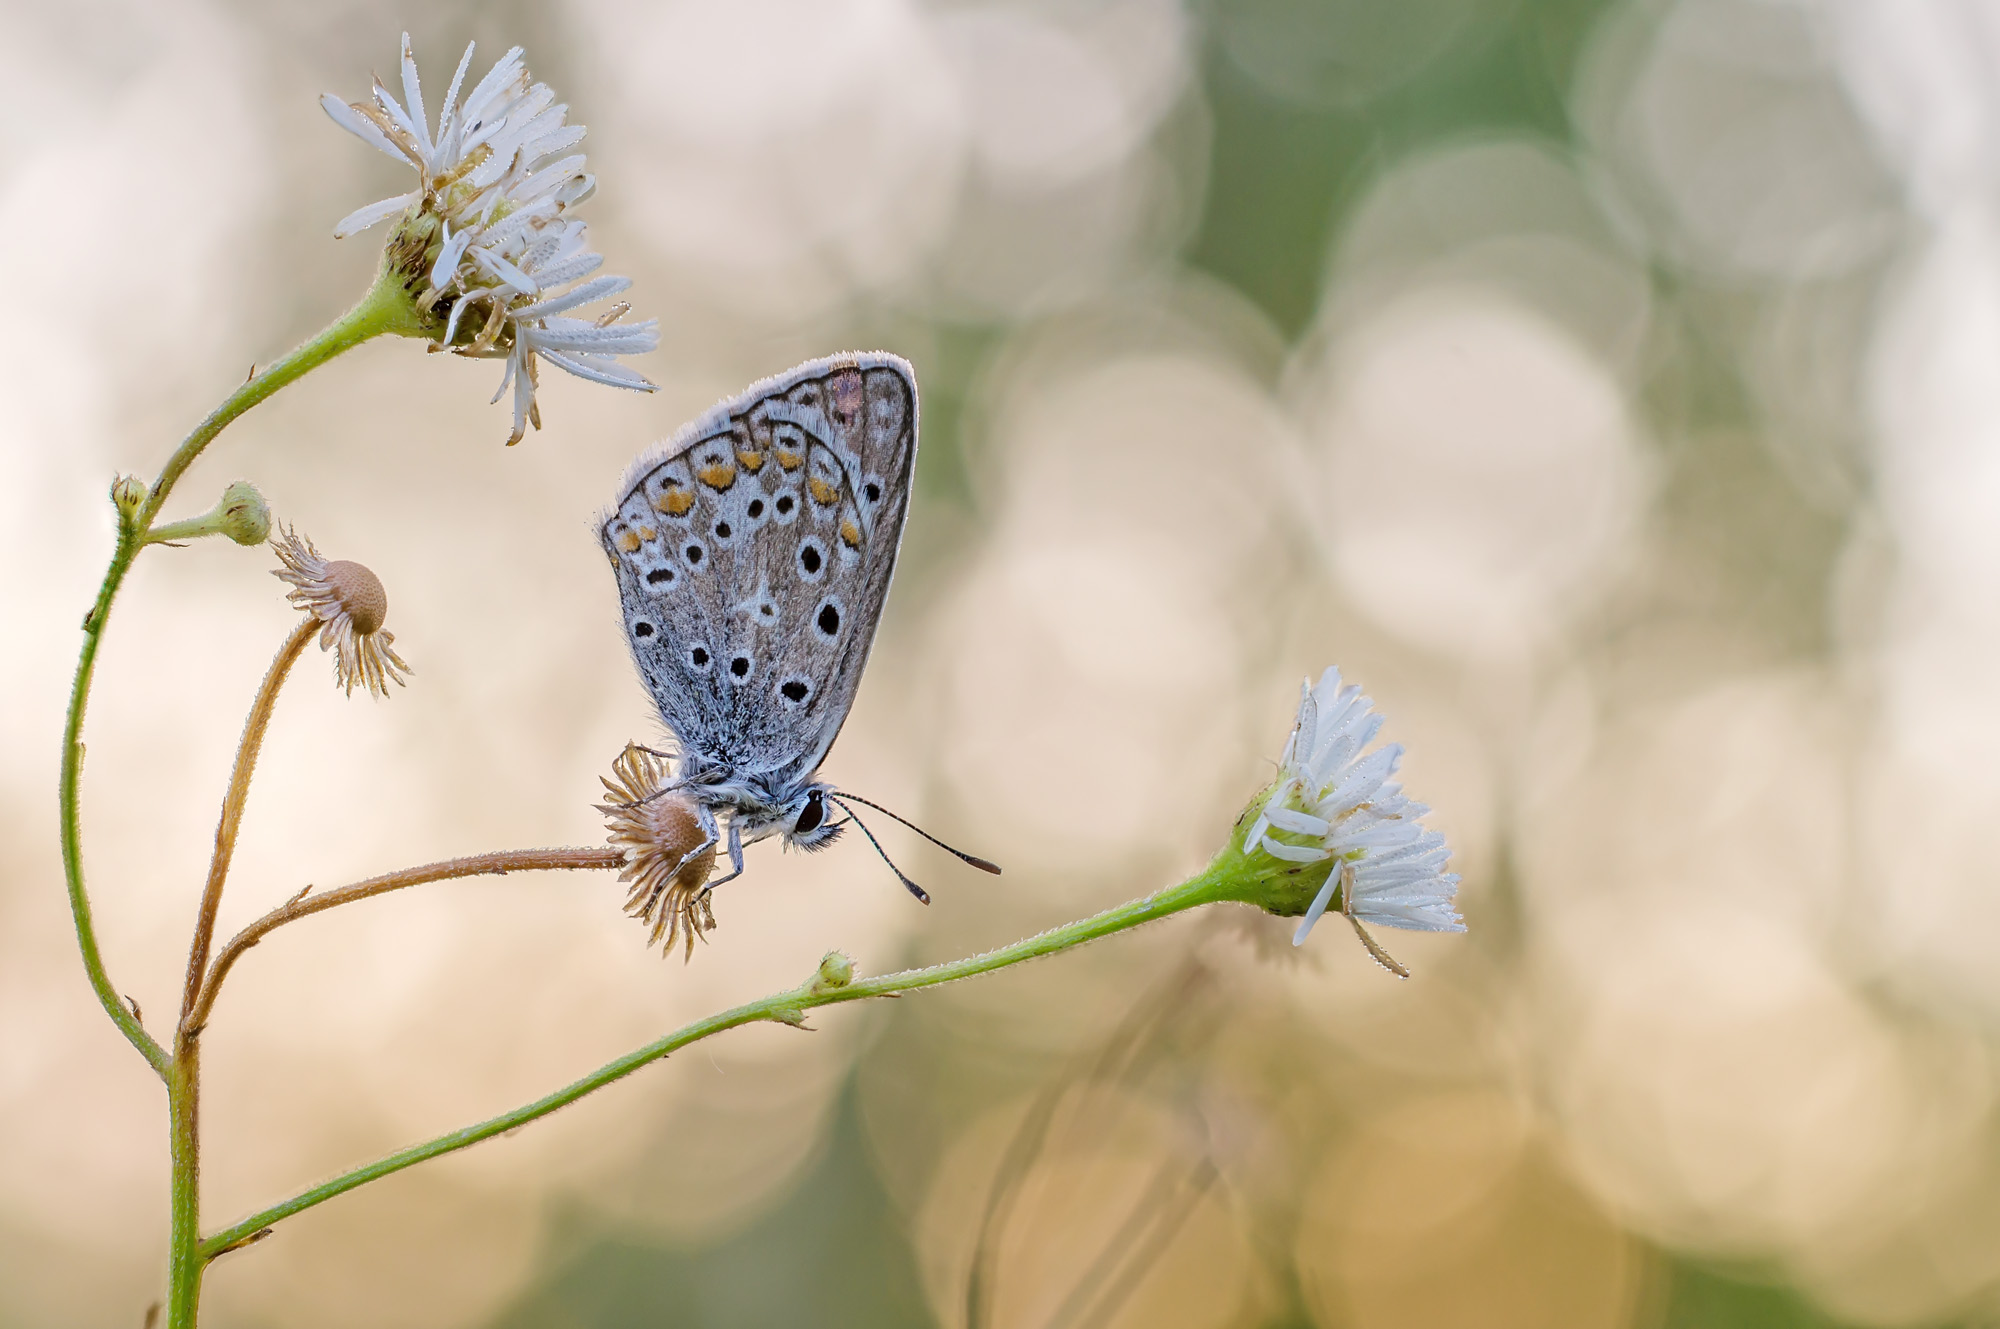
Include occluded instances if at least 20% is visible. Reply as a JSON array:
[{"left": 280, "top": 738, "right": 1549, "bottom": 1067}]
[{"left": 4, "top": 0, "right": 2000, "bottom": 1325}]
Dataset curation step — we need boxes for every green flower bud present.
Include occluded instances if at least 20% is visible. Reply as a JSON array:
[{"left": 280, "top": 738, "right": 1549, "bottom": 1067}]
[
  {"left": 811, "top": 951, "right": 856, "bottom": 993},
  {"left": 217, "top": 481, "right": 271, "bottom": 546},
  {"left": 110, "top": 474, "right": 148, "bottom": 526},
  {"left": 145, "top": 481, "right": 272, "bottom": 548}
]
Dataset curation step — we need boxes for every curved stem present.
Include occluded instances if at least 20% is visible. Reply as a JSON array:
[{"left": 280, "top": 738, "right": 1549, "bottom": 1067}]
[
  {"left": 180, "top": 619, "right": 317, "bottom": 1032},
  {"left": 135, "top": 273, "right": 427, "bottom": 534},
  {"left": 200, "top": 863, "right": 1233, "bottom": 1257},
  {"left": 59, "top": 274, "right": 419, "bottom": 1083},
  {"left": 188, "top": 847, "right": 626, "bottom": 1035},
  {"left": 59, "top": 527, "right": 169, "bottom": 1076}
]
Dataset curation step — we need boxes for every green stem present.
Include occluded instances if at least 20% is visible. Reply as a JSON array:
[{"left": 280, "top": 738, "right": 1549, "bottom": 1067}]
[
  {"left": 58, "top": 271, "right": 419, "bottom": 1081},
  {"left": 60, "top": 523, "right": 166, "bottom": 1076},
  {"left": 167, "top": 1049, "right": 202, "bottom": 1329},
  {"left": 135, "top": 271, "right": 429, "bottom": 534},
  {"left": 200, "top": 864, "right": 1233, "bottom": 1257}
]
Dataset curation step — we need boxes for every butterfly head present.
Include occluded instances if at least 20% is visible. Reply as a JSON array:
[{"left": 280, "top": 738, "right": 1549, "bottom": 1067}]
[{"left": 781, "top": 784, "right": 844, "bottom": 852}]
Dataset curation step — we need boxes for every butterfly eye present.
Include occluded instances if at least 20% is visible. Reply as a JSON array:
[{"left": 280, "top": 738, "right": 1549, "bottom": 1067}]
[{"left": 793, "top": 790, "right": 825, "bottom": 835}]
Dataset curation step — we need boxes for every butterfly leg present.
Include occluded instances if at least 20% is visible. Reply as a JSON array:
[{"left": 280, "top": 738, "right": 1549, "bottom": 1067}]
[
  {"left": 671, "top": 804, "right": 720, "bottom": 876},
  {"left": 704, "top": 816, "right": 748, "bottom": 891}
]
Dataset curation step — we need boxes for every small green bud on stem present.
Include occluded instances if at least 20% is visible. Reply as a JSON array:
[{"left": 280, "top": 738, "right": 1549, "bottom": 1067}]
[
  {"left": 810, "top": 951, "right": 856, "bottom": 994},
  {"left": 215, "top": 481, "right": 272, "bottom": 546},
  {"left": 111, "top": 475, "right": 149, "bottom": 529},
  {"left": 145, "top": 481, "right": 272, "bottom": 547}
]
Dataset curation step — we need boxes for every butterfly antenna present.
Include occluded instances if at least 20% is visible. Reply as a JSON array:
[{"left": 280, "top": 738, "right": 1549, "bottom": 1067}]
[
  {"left": 830, "top": 799, "right": 931, "bottom": 904},
  {"left": 833, "top": 793, "right": 1003, "bottom": 875}
]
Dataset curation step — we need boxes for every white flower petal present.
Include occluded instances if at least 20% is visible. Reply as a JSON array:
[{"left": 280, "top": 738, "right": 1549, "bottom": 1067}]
[
  {"left": 430, "top": 223, "right": 474, "bottom": 292},
  {"left": 370, "top": 75, "right": 423, "bottom": 149},
  {"left": 524, "top": 124, "right": 587, "bottom": 163},
  {"left": 461, "top": 46, "right": 528, "bottom": 128},
  {"left": 1321, "top": 744, "right": 1402, "bottom": 817},
  {"left": 512, "top": 274, "right": 630, "bottom": 319},
  {"left": 512, "top": 155, "right": 590, "bottom": 208},
  {"left": 432, "top": 41, "right": 477, "bottom": 164},
  {"left": 398, "top": 32, "right": 432, "bottom": 159},
  {"left": 534, "top": 347, "right": 655, "bottom": 391},
  {"left": 1257, "top": 837, "right": 1329, "bottom": 865},
  {"left": 471, "top": 247, "right": 539, "bottom": 296},
  {"left": 488, "top": 350, "right": 517, "bottom": 406},
  {"left": 1289, "top": 679, "right": 1317, "bottom": 767},
  {"left": 523, "top": 320, "right": 658, "bottom": 355},
  {"left": 1263, "top": 805, "right": 1332, "bottom": 837},
  {"left": 320, "top": 94, "right": 406, "bottom": 162},
  {"left": 333, "top": 191, "right": 417, "bottom": 239},
  {"left": 510, "top": 349, "right": 537, "bottom": 443},
  {"left": 1292, "top": 871, "right": 1342, "bottom": 946},
  {"left": 523, "top": 250, "right": 604, "bottom": 290}
]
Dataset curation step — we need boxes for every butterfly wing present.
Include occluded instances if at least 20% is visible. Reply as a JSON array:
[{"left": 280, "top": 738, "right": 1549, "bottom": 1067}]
[{"left": 601, "top": 353, "right": 918, "bottom": 784}]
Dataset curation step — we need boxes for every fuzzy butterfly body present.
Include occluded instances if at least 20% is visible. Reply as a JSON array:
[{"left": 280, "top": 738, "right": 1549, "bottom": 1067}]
[{"left": 601, "top": 353, "right": 918, "bottom": 890}]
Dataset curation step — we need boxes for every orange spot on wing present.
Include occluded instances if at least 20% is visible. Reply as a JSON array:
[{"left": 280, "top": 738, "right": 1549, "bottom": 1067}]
[
  {"left": 807, "top": 476, "right": 841, "bottom": 507},
  {"left": 696, "top": 461, "right": 737, "bottom": 491},
  {"left": 735, "top": 448, "right": 766, "bottom": 473},
  {"left": 776, "top": 446, "right": 805, "bottom": 472},
  {"left": 654, "top": 485, "right": 695, "bottom": 517},
  {"left": 838, "top": 518, "right": 862, "bottom": 550},
  {"left": 615, "top": 529, "right": 642, "bottom": 553}
]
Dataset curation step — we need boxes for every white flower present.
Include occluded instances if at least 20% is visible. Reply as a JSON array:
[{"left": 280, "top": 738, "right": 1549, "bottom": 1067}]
[
  {"left": 1243, "top": 667, "right": 1464, "bottom": 973},
  {"left": 322, "top": 34, "right": 658, "bottom": 444}
]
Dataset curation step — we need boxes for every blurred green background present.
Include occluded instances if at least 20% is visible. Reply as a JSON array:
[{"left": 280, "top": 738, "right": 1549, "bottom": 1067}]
[{"left": 4, "top": 0, "right": 1998, "bottom": 1326}]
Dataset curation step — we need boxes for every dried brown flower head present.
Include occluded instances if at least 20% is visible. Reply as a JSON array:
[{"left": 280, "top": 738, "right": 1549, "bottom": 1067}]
[
  {"left": 271, "top": 525, "right": 412, "bottom": 697},
  {"left": 599, "top": 744, "right": 719, "bottom": 959}
]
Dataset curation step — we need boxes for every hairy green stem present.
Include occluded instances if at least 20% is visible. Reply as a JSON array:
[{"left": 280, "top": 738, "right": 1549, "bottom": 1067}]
[
  {"left": 200, "top": 864, "right": 1234, "bottom": 1257},
  {"left": 59, "top": 521, "right": 168, "bottom": 1076},
  {"left": 51, "top": 266, "right": 426, "bottom": 1329},
  {"left": 59, "top": 272, "right": 421, "bottom": 1087},
  {"left": 167, "top": 1049, "right": 202, "bottom": 1328}
]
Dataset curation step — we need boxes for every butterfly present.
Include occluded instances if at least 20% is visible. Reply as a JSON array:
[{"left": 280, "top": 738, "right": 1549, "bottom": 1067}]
[{"left": 600, "top": 353, "right": 994, "bottom": 920}]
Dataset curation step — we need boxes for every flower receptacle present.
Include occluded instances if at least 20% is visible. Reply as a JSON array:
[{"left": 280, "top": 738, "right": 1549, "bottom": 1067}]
[{"left": 1207, "top": 783, "right": 1342, "bottom": 919}]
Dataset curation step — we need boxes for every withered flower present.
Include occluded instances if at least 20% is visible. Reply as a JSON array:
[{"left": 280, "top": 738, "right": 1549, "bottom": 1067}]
[
  {"left": 271, "top": 525, "right": 412, "bottom": 698},
  {"left": 599, "top": 744, "right": 719, "bottom": 960}
]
